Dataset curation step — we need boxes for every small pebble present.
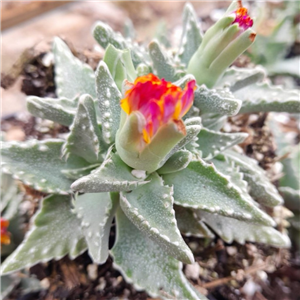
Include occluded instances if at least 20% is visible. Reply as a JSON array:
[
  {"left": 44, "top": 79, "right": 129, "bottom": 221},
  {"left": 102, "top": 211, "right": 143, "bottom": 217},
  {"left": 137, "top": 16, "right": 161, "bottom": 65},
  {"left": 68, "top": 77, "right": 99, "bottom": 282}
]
[
  {"left": 227, "top": 246, "right": 237, "bottom": 256},
  {"left": 235, "top": 269, "right": 245, "bottom": 281},
  {"left": 40, "top": 278, "right": 50, "bottom": 289},
  {"left": 5, "top": 127, "right": 25, "bottom": 141},
  {"left": 112, "top": 276, "right": 123, "bottom": 287},
  {"left": 96, "top": 277, "right": 106, "bottom": 290},
  {"left": 185, "top": 262, "right": 200, "bottom": 280},
  {"left": 242, "top": 279, "right": 261, "bottom": 296},
  {"left": 242, "top": 259, "right": 249, "bottom": 268},
  {"left": 188, "top": 242, "right": 198, "bottom": 251},
  {"left": 257, "top": 270, "right": 268, "bottom": 282},
  {"left": 87, "top": 264, "right": 98, "bottom": 281}
]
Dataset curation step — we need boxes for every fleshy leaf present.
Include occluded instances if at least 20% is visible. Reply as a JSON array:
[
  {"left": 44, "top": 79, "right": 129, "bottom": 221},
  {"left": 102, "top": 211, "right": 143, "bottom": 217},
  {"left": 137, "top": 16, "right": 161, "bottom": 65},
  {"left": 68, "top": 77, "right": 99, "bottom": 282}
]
[
  {"left": 1, "top": 275, "right": 20, "bottom": 299},
  {"left": 266, "top": 114, "right": 292, "bottom": 156},
  {"left": 93, "top": 21, "right": 150, "bottom": 67},
  {"left": 198, "top": 210, "right": 290, "bottom": 248},
  {"left": 211, "top": 156, "right": 258, "bottom": 209},
  {"left": 27, "top": 96, "right": 79, "bottom": 126},
  {"left": 175, "top": 205, "right": 214, "bottom": 238},
  {"left": 250, "top": 11, "right": 295, "bottom": 66},
  {"left": 196, "top": 128, "right": 248, "bottom": 160},
  {"left": 266, "top": 56, "right": 300, "bottom": 78},
  {"left": 2, "top": 190, "right": 22, "bottom": 220},
  {"left": 1, "top": 173, "right": 20, "bottom": 214},
  {"left": 53, "top": 37, "right": 96, "bottom": 99},
  {"left": 136, "top": 63, "right": 152, "bottom": 77},
  {"left": 162, "top": 158, "right": 275, "bottom": 226},
  {"left": 1, "top": 140, "right": 88, "bottom": 194},
  {"left": 95, "top": 61, "right": 122, "bottom": 144},
  {"left": 61, "top": 164, "right": 100, "bottom": 180},
  {"left": 178, "top": 3, "right": 203, "bottom": 66},
  {"left": 279, "top": 187, "right": 300, "bottom": 212},
  {"left": 173, "top": 74, "right": 196, "bottom": 89},
  {"left": 74, "top": 192, "right": 118, "bottom": 264},
  {"left": 280, "top": 146, "right": 300, "bottom": 191},
  {"left": 103, "top": 44, "right": 136, "bottom": 91},
  {"left": 235, "top": 82, "right": 300, "bottom": 114},
  {"left": 194, "top": 86, "right": 242, "bottom": 116},
  {"left": 62, "top": 94, "right": 103, "bottom": 163},
  {"left": 93, "top": 21, "right": 126, "bottom": 49},
  {"left": 124, "top": 18, "right": 136, "bottom": 39},
  {"left": 201, "top": 114, "right": 227, "bottom": 131},
  {"left": 1, "top": 195, "right": 87, "bottom": 274},
  {"left": 268, "top": 118, "right": 300, "bottom": 196},
  {"left": 225, "top": 0, "right": 241, "bottom": 13},
  {"left": 120, "top": 173, "right": 194, "bottom": 264},
  {"left": 158, "top": 150, "right": 192, "bottom": 175},
  {"left": 111, "top": 207, "right": 206, "bottom": 300},
  {"left": 149, "top": 41, "right": 179, "bottom": 82},
  {"left": 154, "top": 21, "right": 171, "bottom": 48},
  {"left": 217, "top": 66, "right": 265, "bottom": 92},
  {"left": 170, "top": 117, "right": 202, "bottom": 154},
  {"left": 71, "top": 152, "right": 148, "bottom": 193},
  {"left": 224, "top": 150, "right": 283, "bottom": 207},
  {"left": 289, "top": 212, "right": 300, "bottom": 230},
  {"left": 153, "top": 117, "right": 202, "bottom": 169},
  {"left": 183, "top": 106, "right": 200, "bottom": 120}
]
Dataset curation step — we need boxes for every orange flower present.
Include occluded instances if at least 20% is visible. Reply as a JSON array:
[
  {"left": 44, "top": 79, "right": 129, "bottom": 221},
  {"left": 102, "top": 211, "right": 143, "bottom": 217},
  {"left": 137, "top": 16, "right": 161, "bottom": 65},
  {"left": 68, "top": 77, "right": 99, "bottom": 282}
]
[
  {"left": 233, "top": 7, "right": 253, "bottom": 30},
  {"left": 1, "top": 218, "right": 11, "bottom": 245},
  {"left": 120, "top": 74, "right": 196, "bottom": 144}
]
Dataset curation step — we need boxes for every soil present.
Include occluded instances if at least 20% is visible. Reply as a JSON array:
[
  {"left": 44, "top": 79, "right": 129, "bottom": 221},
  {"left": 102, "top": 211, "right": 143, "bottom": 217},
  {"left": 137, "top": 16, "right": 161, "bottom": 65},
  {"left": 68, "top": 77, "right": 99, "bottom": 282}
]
[{"left": 1, "top": 42, "right": 300, "bottom": 300}]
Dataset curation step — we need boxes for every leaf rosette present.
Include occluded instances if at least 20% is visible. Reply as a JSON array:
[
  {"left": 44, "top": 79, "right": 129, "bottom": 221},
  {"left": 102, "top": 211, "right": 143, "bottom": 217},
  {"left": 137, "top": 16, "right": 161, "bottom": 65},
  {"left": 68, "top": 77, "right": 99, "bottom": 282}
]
[{"left": 1, "top": 1, "right": 297, "bottom": 299}]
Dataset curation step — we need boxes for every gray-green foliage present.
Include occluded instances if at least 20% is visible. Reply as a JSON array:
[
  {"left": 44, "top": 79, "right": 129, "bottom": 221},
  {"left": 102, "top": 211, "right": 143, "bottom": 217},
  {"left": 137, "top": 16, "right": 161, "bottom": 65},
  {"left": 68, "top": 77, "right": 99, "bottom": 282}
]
[
  {"left": 111, "top": 207, "right": 206, "bottom": 300},
  {"left": 249, "top": 2, "right": 299, "bottom": 77},
  {"left": 178, "top": 3, "right": 203, "bottom": 66},
  {"left": 268, "top": 114, "right": 300, "bottom": 247},
  {"left": 1, "top": 2, "right": 298, "bottom": 299},
  {"left": 1, "top": 173, "right": 22, "bottom": 220},
  {"left": 74, "top": 192, "right": 118, "bottom": 264},
  {"left": 53, "top": 37, "right": 96, "bottom": 99}
]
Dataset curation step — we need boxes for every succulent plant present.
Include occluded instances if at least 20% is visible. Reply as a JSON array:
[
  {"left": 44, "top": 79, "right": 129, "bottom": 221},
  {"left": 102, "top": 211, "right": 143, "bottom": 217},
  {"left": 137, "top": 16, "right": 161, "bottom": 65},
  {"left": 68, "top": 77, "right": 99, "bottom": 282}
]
[{"left": 1, "top": 1, "right": 299, "bottom": 299}]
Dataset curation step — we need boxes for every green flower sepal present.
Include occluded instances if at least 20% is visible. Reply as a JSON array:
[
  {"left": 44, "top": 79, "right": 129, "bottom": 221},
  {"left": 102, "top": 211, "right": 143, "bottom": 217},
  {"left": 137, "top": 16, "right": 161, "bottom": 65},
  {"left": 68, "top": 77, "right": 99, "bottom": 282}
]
[
  {"left": 116, "top": 111, "right": 187, "bottom": 172},
  {"left": 116, "top": 74, "right": 197, "bottom": 172}
]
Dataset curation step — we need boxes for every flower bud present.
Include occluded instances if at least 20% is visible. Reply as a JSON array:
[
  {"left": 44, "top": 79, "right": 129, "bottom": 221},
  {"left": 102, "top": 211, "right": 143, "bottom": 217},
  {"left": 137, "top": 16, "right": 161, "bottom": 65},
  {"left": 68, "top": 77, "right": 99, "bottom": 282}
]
[
  {"left": 187, "top": 0, "right": 256, "bottom": 88},
  {"left": 1, "top": 218, "right": 11, "bottom": 245},
  {"left": 116, "top": 74, "right": 196, "bottom": 172}
]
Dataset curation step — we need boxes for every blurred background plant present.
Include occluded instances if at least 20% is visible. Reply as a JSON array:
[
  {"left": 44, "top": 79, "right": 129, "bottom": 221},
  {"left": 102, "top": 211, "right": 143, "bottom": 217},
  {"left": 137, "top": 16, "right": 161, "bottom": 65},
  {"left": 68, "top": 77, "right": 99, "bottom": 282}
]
[
  {"left": 267, "top": 114, "right": 300, "bottom": 249},
  {"left": 249, "top": 1, "right": 300, "bottom": 78},
  {"left": 1, "top": 136, "right": 43, "bottom": 298}
]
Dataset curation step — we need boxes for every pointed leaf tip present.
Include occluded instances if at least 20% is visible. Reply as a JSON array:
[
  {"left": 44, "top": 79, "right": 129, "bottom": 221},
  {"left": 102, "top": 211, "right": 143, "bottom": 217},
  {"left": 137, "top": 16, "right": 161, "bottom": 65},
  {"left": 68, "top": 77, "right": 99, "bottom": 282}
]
[
  {"left": 120, "top": 173, "right": 194, "bottom": 264},
  {"left": 71, "top": 153, "right": 149, "bottom": 193},
  {"left": 74, "top": 192, "right": 117, "bottom": 264},
  {"left": 53, "top": 37, "right": 96, "bottom": 99},
  {"left": 111, "top": 207, "right": 206, "bottom": 300}
]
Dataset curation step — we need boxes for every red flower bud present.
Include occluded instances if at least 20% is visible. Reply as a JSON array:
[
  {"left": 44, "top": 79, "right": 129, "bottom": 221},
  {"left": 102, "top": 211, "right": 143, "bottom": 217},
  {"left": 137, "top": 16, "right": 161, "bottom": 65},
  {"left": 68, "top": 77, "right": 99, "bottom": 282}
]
[
  {"left": 233, "top": 7, "right": 253, "bottom": 30},
  {"left": 120, "top": 74, "right": 196, "bottom": 144}
]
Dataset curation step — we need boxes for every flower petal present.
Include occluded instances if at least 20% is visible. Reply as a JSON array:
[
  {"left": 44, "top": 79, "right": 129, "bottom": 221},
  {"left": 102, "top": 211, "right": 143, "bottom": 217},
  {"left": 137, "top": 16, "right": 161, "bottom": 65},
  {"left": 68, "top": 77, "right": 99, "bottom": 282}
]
[{"left": 120, "top": 74, "right": 196, "bottom": 143}]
